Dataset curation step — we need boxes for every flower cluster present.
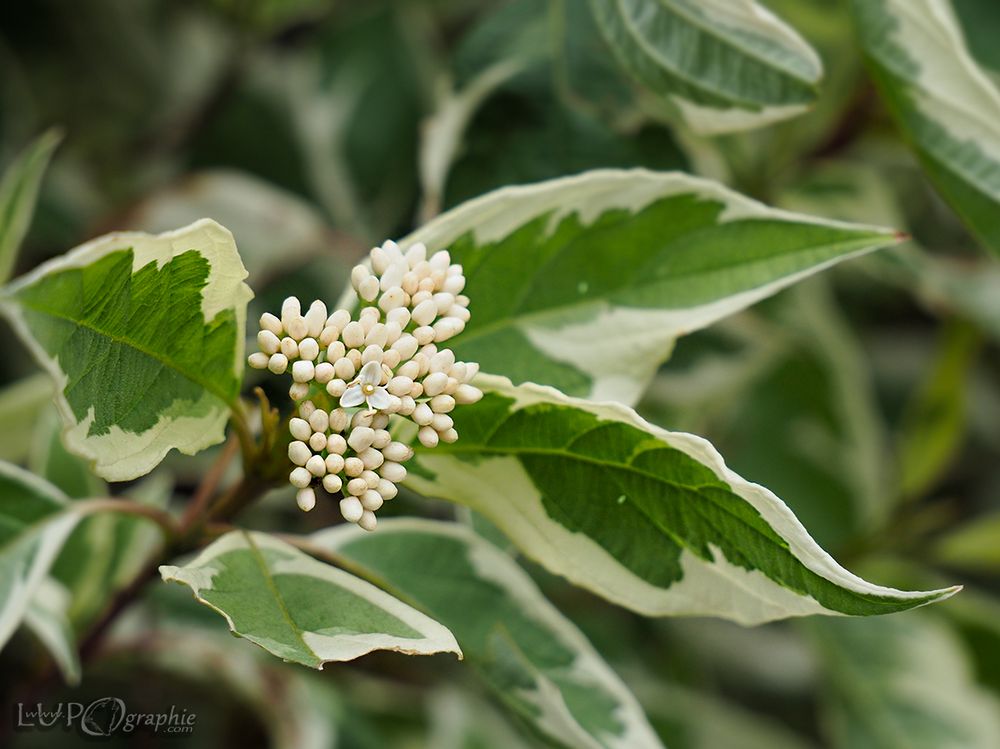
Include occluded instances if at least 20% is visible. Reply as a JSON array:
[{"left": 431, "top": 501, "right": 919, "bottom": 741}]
[{"left": 248, "top": 240, "right": 482, "bottom": 530}]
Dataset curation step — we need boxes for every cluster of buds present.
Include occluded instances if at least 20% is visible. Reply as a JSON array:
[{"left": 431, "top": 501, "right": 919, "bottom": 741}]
[{"left": 248, "top": 240, "right": 483, "bottom": 531}]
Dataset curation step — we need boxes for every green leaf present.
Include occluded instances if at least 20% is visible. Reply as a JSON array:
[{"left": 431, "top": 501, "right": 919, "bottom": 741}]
[
  {"left": 0, "top": 461, "right": 83, "bottom": 651},
  {"left": 398, "top": 169, "right": 901, "bottom": 404},
  {"left": 159, "top": 530, "right": 462, "bottom": 668},
  {"left": 313, "top": 519, "right": 663, "bottom": 749},
  {"left": 404, "top": 375, "right": 958, "bottom": 624},
  {"left": 808, "top": 614, "right": 1000, "bottom": 749},
  {"left": 0, "top": 129, "right": 61, "bottom": 285},
  {"left": 23, "top": 578, "right": 80, "bottom": 685},
  {"left": 0, "top": 374, "right": 53, "bottom": 463},
  {"left": 852, "top": 0, "right": 1000, "bottom": 256},
  {"left": 587, "top": 0, "right": 823, "bottom": 134},
  {"left": 0, "top": 219, "right": 253, "bottom": 481}
]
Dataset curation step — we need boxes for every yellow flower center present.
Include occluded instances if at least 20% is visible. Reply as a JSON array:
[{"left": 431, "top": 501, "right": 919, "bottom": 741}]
[{"left": 362, "top": 383, "right": 376, "bottom": 395}]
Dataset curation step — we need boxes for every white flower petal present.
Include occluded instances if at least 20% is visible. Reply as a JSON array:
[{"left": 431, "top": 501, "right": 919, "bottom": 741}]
[
  {"left": 359, "top": 360, "right": 382, "bottom": 386},
  {"left": 340, "top": 384, "right": 365, "bottom": 408},
  {"left": 367, "top": 387, "right": 391, "bottom": 410}
]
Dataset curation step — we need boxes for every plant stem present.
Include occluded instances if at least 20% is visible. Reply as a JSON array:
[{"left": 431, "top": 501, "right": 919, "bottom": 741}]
[{"left": 76, "top": 498, "right": 180, "bottom": 540}]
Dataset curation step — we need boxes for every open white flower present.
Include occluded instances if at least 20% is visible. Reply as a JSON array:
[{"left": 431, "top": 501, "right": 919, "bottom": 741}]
[{"left": 340, "top": 360, "right": 391, "bottom": 410}]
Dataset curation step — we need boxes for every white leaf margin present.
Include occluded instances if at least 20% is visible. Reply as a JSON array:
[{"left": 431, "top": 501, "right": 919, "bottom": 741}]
[
  {"left": 407, "top": 374, "right": 960, "bottom": 625},
  {"left": 315, "top": 518, "right": 664, "bottom": 749},
  {"left": 159, "top": 530, "right": 462, "bottom": 668},
  {"left": 0, "top": 219, "right": 253, "bottom": 481},
  {"left": 347, "top": 169, "right": 901, "bottom": 405}
]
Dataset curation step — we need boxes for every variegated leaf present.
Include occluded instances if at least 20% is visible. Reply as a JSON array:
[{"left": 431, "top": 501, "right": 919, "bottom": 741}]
[
  {"left": 852, "top": 0, "right": 1000, "bottom": 256},
  {"left": 313, "top": 519, "right": 662, "bottom": 749},
  {"left": 396, "top": 169, "right": 901, "bottom": 405},
  {"left": 588, "top": 0, "right": 823, "bottom": 134},
  {"left": 159, "top": 530, "right": 461, "bottom": 668},
  {"left": 403, "top": 375, "right": 958, "bottom": 624},
  {"left": 0, "top": 219, "right": 253, "bottom": 481}
]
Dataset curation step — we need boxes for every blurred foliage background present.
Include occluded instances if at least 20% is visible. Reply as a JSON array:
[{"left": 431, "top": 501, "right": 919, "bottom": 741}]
[{"left": 2, "top": 0, "right": 1000, "bottom": 747}]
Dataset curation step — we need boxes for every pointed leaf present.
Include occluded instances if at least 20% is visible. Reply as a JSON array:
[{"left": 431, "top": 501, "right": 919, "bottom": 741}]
[
  {"left": 399, "top": 170, "right": 901, "bottom": 404},
  {"left": 852, "top": 0, "right": 1000, "bottom": 256},
  {"left": 588, "top": 0, "right": 823, "bottom": 134},
  {"left": 24, "top": 578, "right": 81, "bottom": 685},
  {"left": 403, "top": 375, "right": 958, "bottom": 624},
  {"left": 314, "top": 519, "right": 662, "bottom": 749},
  {"left": 159, "top": 530, "right": 461, "bottom": 668},
  {"left": 0, "top": 219, "right": 253, "bottom": 481},
  {"left": 0, "top": 129, "right": 61, "bottom": 284}
]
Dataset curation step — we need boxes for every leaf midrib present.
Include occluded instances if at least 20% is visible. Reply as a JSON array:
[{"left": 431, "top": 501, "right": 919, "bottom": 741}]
[{"left": 15, "top": 296, "right": 235, "bottom": 406}]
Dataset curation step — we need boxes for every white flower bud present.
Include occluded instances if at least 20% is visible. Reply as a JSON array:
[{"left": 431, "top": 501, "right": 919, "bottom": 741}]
[
  {"left": 305, "top": 300, "right": 327, "bottom": 338},
  {"left": 380, "top": 260, "right": 406, "bottom": 291},
  {"left": 365, "top": 323, "right": 388, "bottom": 348},
  {"left": 289, "top": 382, "right": 310, "bottom": 401},
  {"left": 280, "top": 337, "right": 299, "bottom": 359},
  {"left": 361, "top": 489, "right": 383, "bottom": 511},
  {"left": 325, "top": 453, "right": 345, "bottom": 475},
  {"left": 342, "top": 321, "right": 365, "bottom": 349},
  {"left": 379, "top": 287, "right": 406, "bottom": 312},
  {"left": 398, "top": 396, "right": 416, "bottom": 415},
  {"left": 281, "top": 296, "right": 301, "bottom": 326},
  {"left": 430, "top": 394, "right": 455, "bottom": 413},
  {"left": 413, "top": 260, "right": 431, "bottom": 279},
  {"left": 432, "top": 319, "right": 460, "bottom": 342},
  {"left": 323, "top": 473, "right": 343, "bottom": 494},
  {"left": 401, "top": 271, "right": 419, "bottom": 295},
  {"left": 328, "top": 309, "right": 351, "bottom": 329},
  {"left": 348, "top": 426, "right": 375, "bottom": 452},
  {"left": 418, "top": 426, "right": 439, "bottom": 448},
  {"left": 306, "top": 455, "right": 326, "bottom": 477},
  {"left": 372, "top": 413, "right": 390, "bottom": 429},
  {"left": 397, "top": 360, "right": 420, "bottom": 379},
  {"left": 413, "top": 326, "right": 435, "bottom": 345},
  {"left": 314, "top": 362, "right": 335, "bottom": 384},
  {"left": 319, "top": 325, "right": 340, "bottom": 347},
  {"left": 347, "top": 477, "right": 368, "bottom": 496},
  {"left": 268, "top": 353, "right": 289, "bottom": 374},
  {"left": 309, "top": 432, "right": 327, "bottom": 451},
  {"left": 289, "top": 417, "right": 311, "bottom": 441},
  {"left": 359, "top": 276, "right": 379, "bottom": 302},
  {"left": 340, "top": 496, "right": 364, "bottom": 523},
  {"left": 300, "top": 400, "right": 317, "bottom": 418},
  {"left": 388, "top": 376, "right": 413, "bottom": 396},
  {"left": 377, "top": 479, "right": 398, "bottom": 500},
  {"left": 430, "top": 269, "right": 447, "bottom": 289},
  {"left": 361, "top": 470, "right": 380, "bottom": 488},
  {"left": 257, "top": 329, "right": 280, "bottom": 355},
  {"left": 292, "top": 360, "right": 315, "bottom": 383},
  {"left": 411, "top": 299, "right": 437, "bottom": 326},
  {"left": 289, "top": 466, "right": 311, "bottom": 489},
  {"left": 387, "top": 307, "right": 410, "bottom": 327},
  {"left": 370, "top": 245, "right": 390, "bottom": 274},
  {"left": 405, "top": 242, "right": 427, "bottom": 266},
  {"left": 412, "top": 403, "right": 433, "bottom": 426},
  {"left": 417, "top": 278, "right": 435, "bottom": 294},
  {"left": 344, "top": 457, "right": 364, "bottom": 476},
  {"left": 423, "top": 371, "right": 448, "bottom": 397},
  {"left": 440, "top": 427, "right": 459, "bottom": 443},
  {"left": 360, "top": 306, "right": 380, "bottom": 326},
  {"left": 326, "top": 340, "right": 346, "bottom": 361},
  {"left": 347, "top": 348, "right": 362, "bottom": 368},
  {"left": 333, "top": 357, "right": 355, "bottom": 380},
  {"left": 288, "top": 441, "right": 311, "bottom": 466},
  {"left": 382, "top": 349, "right": 401, "bottom": 369},
  {"left": 448, "top": 305, "right": 471, "bottom": 322},
  {"left": 431, "top": 413, "right": 453, "bottom": 432},
  {"left": 307, "top": 409, "right": 329, "bottom": 432},
  {"left": 327, "top": 434, "right": 348, "bottom": 455},
  {"left": 391, "top": 334, "right": 419, "bottom": 361},
  {"left": 359, "top": 447, "right": 384, "bottom": 470},
  {"left": 380, "top": 461, "right": 407, "bottom": 483},
  {"left": 287, "top": 316, "right": 308, "bottom": 341},
  {"left": 455, "top": 384, "right": 483, "bottom": 404},
  {"left": 248, "top": 352, "right": 269, "bottom": 369},
  {"left": 351, "top": 264, "right": 370, "bottom": 288},
  {"left": 298, "top": 338, "right": 320, "bottom": 361},
  {"left": 329, "top": 409, "right": 348, "bottom": 432},
  {"left": 372, "top": 429, "right": 391, "bottom": 449},
  {"left": 352, "top": 410, "right": 374, "bottom": 428},
  {"left": 362, "top": 344, "right": 383, "bottom": 365},
  {"left": 429, "top": 350, "right": 455, "bottom": 373},
  {"left": 433, "top": 292, "right": 454, "bottom": 315},
  {"left": 383, "top": 442, "right": 413, "bottom": 462},
  {"left": 326, "top": 379, "right": 347, "bottom": 397},
  {"left": 358, "top": 511, "right": 377, "bottom": 532},
  {"left": 443, "top": 377, "right": 460, "bottom": 395},
  {"left": 443, "top": 275, "right": 465, "bottom": 295},
  {"left": 429, "top": 250, "right": 450, "bottom": 270},
  {"left": 260, "top": 312, "right": 283, "bottom": 336},
  {"left": 296, "top": 487, "right": 316, "bottom": 512}
]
